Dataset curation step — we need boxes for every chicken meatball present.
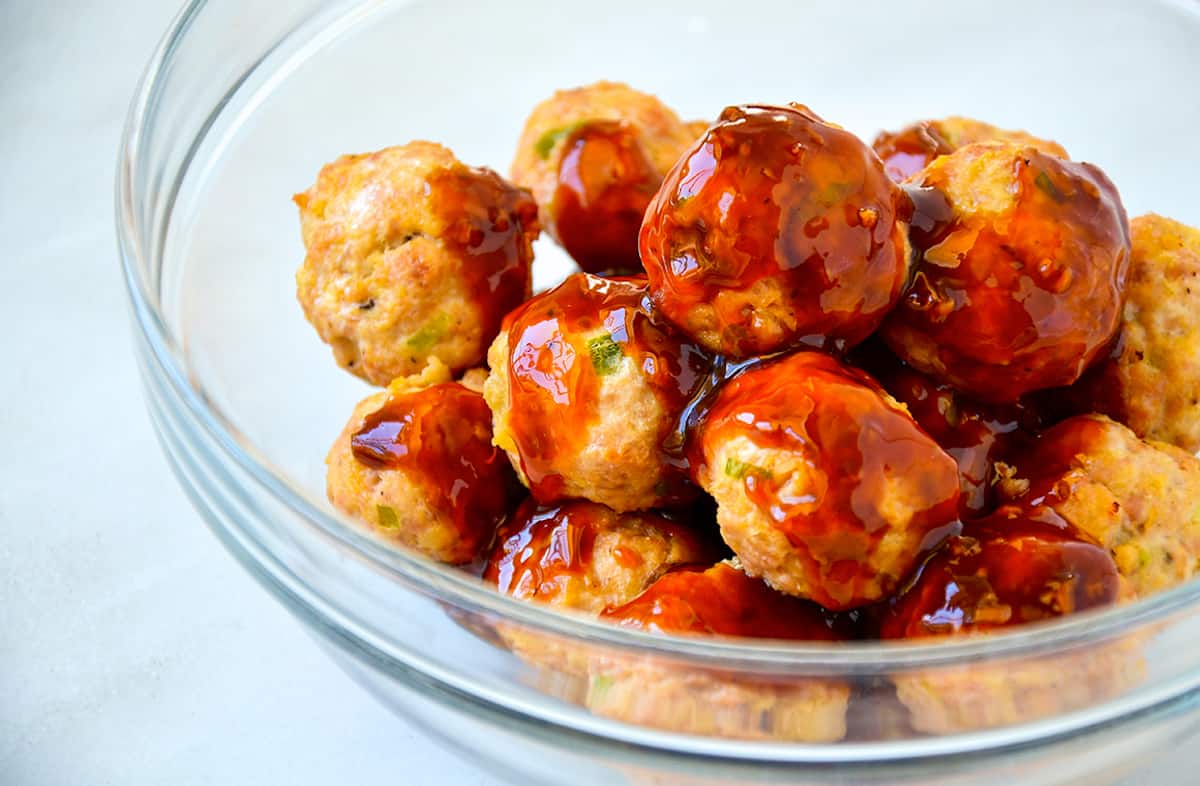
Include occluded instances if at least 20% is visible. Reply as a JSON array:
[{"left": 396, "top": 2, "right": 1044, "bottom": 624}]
[
  {"left": 484, "top": 499, "right": 718, "bottom": 614},
  {"left": 295, "top": 142, "right": 540, "bottom": 385},
  {"left": 510, "top": 82, "right": 701, "bottom": 273},
  {"left": 588, "top": 561, "right": 850, "bottom": 741},
  {"left": 326, "top": 370, "right": 515, "bottom": 564},
  {"left": 882, "top": 508, "right": 1138, "bottom": 734},
  {"left": 639, "top": 103, "right": 912, "bottom": 357},
  {"left": 1056, "top": 215, "right": 1200, "bottom": 453},
  {"left": 873, "top": 116, "right": 1068, "bottom": 182},
  {"left": 694, "top": 352, "right": 961, "bottom": 610},
  {"left": 881, "top": 142, "right": 1131, "bottom": 402},
  {"left": 483, "top": 273, "right": 709, "bottom": 512},
  {"left": 1007, "top": 414, "right": 1200, "bottom": 597}
]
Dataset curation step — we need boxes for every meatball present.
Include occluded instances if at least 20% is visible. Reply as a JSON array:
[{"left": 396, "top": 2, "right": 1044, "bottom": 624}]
[
  {"left": 483, "top": 273, "right": 709, "bottom": 512},
  {"left": 1056, "top": 214, "right": 1200, "bottom": 453},
  {"left": 484, "top": 499, "right": 718, "bottom": 614},
  {"left": 639, "top": 103, "right": 912, "bottom": 357},
  {"left": 325, "top": 370, "right": 515, "bottom": 564},
  {"left": 587, "top": 561, "right": 850, "bottom": 741},
  {"left": 882, "top": 508, "right": 1139, "bottom": 734},
  {"left": 881, "top": 142, "right": 1131, "bottom": 402},
  {"left": 1006, "top": 414, "right": 1200, "bottom": 597},
  {"left": 295, "top": 141, "right": 539, "bottom": 385},
  {"left": 873, "top": 116, "right": 1068, "bottom": 182},
  {"left": 509, "top": 82, "right": 701, "bottom": 273},
  {"left": 694, "top": 351, "right": 961, "bottom": 610}
]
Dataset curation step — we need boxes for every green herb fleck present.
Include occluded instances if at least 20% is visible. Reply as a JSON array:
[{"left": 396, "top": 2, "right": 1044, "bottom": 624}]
[
  {"left": 376, "top": 505, "right": 401, "bottom": 530},
  {"left": 406, "top": 312, "right": 451, "bottom": 352},
  {"left": 589, "top": 675, "right": 615, "bottom": 702},
  {"left": 1034, "top": 170, "right": 1066, "bottom": 203},
  {"left": 724, "top": 457, "right": 771, "bottom": 480},
  {"left": 534, "top": 121, "right": 586, "bottom": 160},
  {"left": 815, "top": 181, "right": 855, "bottom": 209},
  {"left": 587, "top": 333, "right": 624, "bottom": 375}
]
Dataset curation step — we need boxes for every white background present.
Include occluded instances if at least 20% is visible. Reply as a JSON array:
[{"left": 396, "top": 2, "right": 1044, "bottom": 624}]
[{"left": 1, "top": 1, "right": 1196, "bottom": 784}]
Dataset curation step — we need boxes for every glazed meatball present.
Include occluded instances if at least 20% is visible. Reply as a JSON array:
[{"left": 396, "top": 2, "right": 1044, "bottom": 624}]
[
  {"left": 882, "top": 508, "right": 1139, "bottom": 734},
  {"left": 881, "top": 142, "right": 1131, "bottom": 402},
  {"left": 483, "top": 273, "right": 709, "bottom": 512},
  {"left": 326, "top": 369, "right": 515, "bottom": 564},
  {"left": 639, "top": 104, "right": 912, "bottom": 357},
  {"left": 1007, "top": 414, "right": 1200, "bottom": 597},
  {"left": 484, "top": 499, "right": 718, "bottom": 614},
  {"left": 695, "top": 351, "right": 961, "bottom": 610},
  {"left": 873, "top": 116, "right": 1068, "bottom": 182},
  {"left": 295, "top": 142, "right": 539, "bottom": 385},
  {"left": 588, "top": 561, "right": 850, "bottom": 742},
  {"left": 510, "top": 81, "right": 701, "bottom": 273},
  {"left": 1056, "top": 215, "right": 1200, "bottom": 452}
]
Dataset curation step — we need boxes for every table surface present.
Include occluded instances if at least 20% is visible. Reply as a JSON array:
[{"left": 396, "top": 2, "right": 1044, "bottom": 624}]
[{"left": 0, "top": 2, "right": 1194, "bottom": 785}]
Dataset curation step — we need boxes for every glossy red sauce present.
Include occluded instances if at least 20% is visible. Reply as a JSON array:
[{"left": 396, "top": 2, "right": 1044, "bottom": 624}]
[
  {"left": 881, "top": 507, "right": 1121, "bottom": 638},
  {"left": 639, "top": 103, "right": 910, "bottom": 357},
  {"left": 551, "top": 121, "right": 660, "bottom": 274},
  {"left": 428, "top": 167, "right": 540, "bottom": 366},
  {"left": 602, "top": 562, "right": 845, "bottom": 640},
  {"left": 483, "top": 498, "right": 715, "bottom": 607},
  {"left": 698, "top": 351, "right": 962, "bottom": 610},
  {"left": 881, "top": 147, "right": 1130, "bottom": 403},
  {"left": 501, "top": 273, "right": 711, "bottom": 505},
  {"left": 351, "top": 383, "right": 515, "bottom": 544},
  {"left": 873, "top": 122, "right": 956, "bottom": 182}
]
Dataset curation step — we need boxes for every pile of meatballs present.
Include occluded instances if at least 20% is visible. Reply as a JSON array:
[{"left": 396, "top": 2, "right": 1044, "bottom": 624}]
[{"left": 295, "top": 82, "right": 1200, "bottom": 741}]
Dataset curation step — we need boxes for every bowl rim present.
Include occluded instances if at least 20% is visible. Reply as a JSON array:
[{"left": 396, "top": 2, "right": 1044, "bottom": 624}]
[{"left": 117, "top": 0, "right": 1200, "bottom": 752}]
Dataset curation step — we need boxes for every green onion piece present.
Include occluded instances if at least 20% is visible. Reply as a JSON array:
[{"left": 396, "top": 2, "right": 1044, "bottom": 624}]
[
  {"left": 587, "top": 333, "right": 624, "bottom": 376},
  {"left": 376, "top": 505, "right": 401, "bottom": 530},
  {"left": 534, "top": 121, "right": 586, "bottom": 160},
  {"left": 724, "top": 457, "right": 770, "bottom": 480},
  {"left": 406, "top": 312, "right": 451, "bottom": 352},
  {"left": 1034, "top": 170, "right": 1066, "bottom": 202},
  {"left": 589, "top": 675, "right": 615, "bottom": 702}
]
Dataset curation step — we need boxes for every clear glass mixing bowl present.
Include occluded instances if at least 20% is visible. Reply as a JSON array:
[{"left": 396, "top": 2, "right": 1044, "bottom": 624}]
[{"left": 117, "top": 1, "right": 1200, "bottom": 783}]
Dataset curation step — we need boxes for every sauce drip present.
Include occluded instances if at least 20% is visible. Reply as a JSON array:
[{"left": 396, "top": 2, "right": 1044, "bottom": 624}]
[
  {"left": 351, "top": 383, "right": 515, "bottom": 540},
  {"left": 551, "top": 121, "right": 660, "bottom": 274}
]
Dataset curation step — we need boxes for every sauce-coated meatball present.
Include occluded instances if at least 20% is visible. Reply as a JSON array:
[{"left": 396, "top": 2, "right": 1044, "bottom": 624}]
[
  {"left": 639, "top": 104, "right": 912, "bottom": 357},
  {"left": 695, "top": 352, "right": 961, "bottom": 609},
  {"left": 873, "top": 116, "right": 1068, "bottom": 182},
  {"left": 483, "top": 273, "right": 709, "bottom": 512},
  {"left": 510, "top": 82, "right": 702, "bottom": 273},
  {"left": 484, "top": 499, "right": 718, "bottom": 614},
  {"left": 296, "top": 142, "right": 539, "bottom": 385},
  {"left": 881, "top": 142, "right": 1131, "bottom": 402},
  {"left": 588, "top": 562, "right": 850, "bottom": 741},
  {"left": 1006, "top": 414, "right": 1200, "bottom": 597},
  {"left": 325, "top": 372, "right": 515, "bottom": 564},
  {"left": 1057, "top": 214, "right": 1200, "bottom": 452}
]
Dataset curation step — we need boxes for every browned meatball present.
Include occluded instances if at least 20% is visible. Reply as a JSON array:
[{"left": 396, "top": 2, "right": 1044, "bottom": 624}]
[
  {"left": 694, "top": 352, "right": 961, "bottom": 609},
  {"left": 873, "top": 116, "right": 1068, "bottom": 182},
  {"left": 510, "top": 82, "right": 701, "bottom": 273},
  {"left": 326, "top": 370, "right": 515, "bottom": 564},
  {"left": 881, "top": 142, "right": 1131, "bottom": 402},
  {"left": 483, "top": 273, "right": 709, "bottom": 512},
  {"left": 296, "top": 142, "right": 539, "bottom": 385},
  {"left": 639, "top": 104, "right": 912, "bottom": 357}
]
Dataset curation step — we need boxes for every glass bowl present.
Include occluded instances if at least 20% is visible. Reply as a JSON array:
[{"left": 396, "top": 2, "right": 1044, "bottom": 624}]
[{"left": 117, "top": 1, "right": 1200, "bottom": 783}]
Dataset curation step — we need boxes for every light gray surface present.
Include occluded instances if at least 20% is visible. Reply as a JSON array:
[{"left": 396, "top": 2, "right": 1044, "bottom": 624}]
[
  {"left": 0, "top": 1, "right": 1195, "bottom": 785},
  {"left": 0, "top": 2, "right": 497, "bottom": 784}
]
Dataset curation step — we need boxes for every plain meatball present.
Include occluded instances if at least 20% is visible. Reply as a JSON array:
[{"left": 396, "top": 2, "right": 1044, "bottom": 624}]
[
  {"left": 873, "top": 116, "right": 1068, "bottom": 182},
  {"left": 484, "top": 499, "right": 718, "bottom": 614},
  {"left": 695, "top": 352, "right": 961, "bottom": 610},
  {"left": 588, "top": 561, "right": 850, "bottom": 742},
  {"left": 881, "top": 142, "right": 1131, "bottom": 402},
  {"left": 483, "top": 273, "right": 709, "bottom": 512},
  {"left": 510, "top": 81, "right": 701, "bottom": 273},
  {"left": 1056, "top": 214, "right": 1200, "bottom": 453},
  {"left": 639, "top": 104, "right": 912, "bottom": 357},
  {"left": 296, "top": 141, "right": 540, "bottom": 385},
  {"left": 882, "top": 509, "right": 1139, "bottom": 734},
  {"left": 1006, "top": 414, "right": 1200, "bottom": 597},
  {"left": 326, "top": 370, "right": 515, "bottom": 564}
]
